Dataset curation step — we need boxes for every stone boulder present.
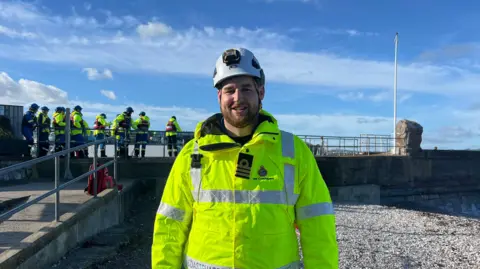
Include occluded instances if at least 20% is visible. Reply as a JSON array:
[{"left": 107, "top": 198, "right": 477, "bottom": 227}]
[{"left": 395, "top": 119, "right": 423, "bottom": 155}]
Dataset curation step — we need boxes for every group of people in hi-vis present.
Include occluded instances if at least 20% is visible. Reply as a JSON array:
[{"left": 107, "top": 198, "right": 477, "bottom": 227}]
[
  {"left": 21, "top": 105, "right": 182, "bottom": 158},
  {"left": 151, "top": 47, "right": 339, "bottom": 268}
]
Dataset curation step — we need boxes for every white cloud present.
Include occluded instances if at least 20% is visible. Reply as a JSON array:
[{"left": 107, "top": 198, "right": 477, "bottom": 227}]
[
  {"left": 0, "top": 24, "right": 36, "bottom": 39},
  {"left": 0, "top": 2, "right": 45, "bottom": 24},
  {"left": 0, "top": 70, "right": 477, "bottom": 149},
  {"left": 316, "top": 27, "right": 379, "bottom": 37},
  {"left": 3, "top": 3, "right": 466, "bottom": 96},
  {"left": 136, "top": 22, "right": 173, "bottom": 39},
  {"left": 84, "top": 2, "right": 92, "bottom": 11},
  {"left": 0, "top": 2, "right": 136, "bottom": 30},
  {"left": 100, "top": 89, "right": 116, "bottom": 100},
  {"left": 276, "top": 113, "right": 391, "bottom": 137},
  {"left": 82, "top": 68, "right": 113, "bottom": 80},
  {"left": 0, "top": 3, "right": 480, "bottom": 149},
  {"left": 0, "top": 72, "right": 68, "bottom": 105},
  {"left": 337, "top": 92, "right": 365, "bottom": 101},
  {"left": 337, "top": 91, "right": 412, "bottom": 103},
  {"left": 0, "top": 5, "right": 475, "bottom": 97}
]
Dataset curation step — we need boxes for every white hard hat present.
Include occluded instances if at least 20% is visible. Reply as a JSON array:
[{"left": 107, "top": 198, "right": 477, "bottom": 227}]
[{"left": 213, "top": 48, "right": 265, "bottom": 88}]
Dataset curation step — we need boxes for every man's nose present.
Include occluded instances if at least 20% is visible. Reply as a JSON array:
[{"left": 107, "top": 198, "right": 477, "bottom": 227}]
[{"left": 232, "top": 89, "right": 246, "bottom": 102}]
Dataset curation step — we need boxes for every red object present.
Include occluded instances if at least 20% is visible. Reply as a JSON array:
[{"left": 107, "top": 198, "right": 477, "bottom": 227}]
[
  {"left": 166, "top": 121, "right": 175, "bottom": 132},
  {"left": 85, "top": 163, "right": 123, "bottom": 195},
  {"left": 93, "top": 118, "right": 105, "bottom": 130}
]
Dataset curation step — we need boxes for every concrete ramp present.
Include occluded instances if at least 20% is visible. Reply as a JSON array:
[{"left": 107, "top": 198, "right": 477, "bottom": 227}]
[{"left": 0, "top": 178, "right": 152, "bottom": 269}]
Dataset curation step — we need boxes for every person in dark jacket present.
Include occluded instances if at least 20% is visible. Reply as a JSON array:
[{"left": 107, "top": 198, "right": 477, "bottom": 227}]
[{"left": 22, "top": 103, "right": 39, "bottom": 157}]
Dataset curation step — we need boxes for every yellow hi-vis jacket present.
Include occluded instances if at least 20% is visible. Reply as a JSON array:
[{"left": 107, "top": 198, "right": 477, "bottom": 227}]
[
  {"left": 152, "top": 110, "right": 338, "bottom": 269},
  {"left": 132, "top": 115, "right": 150, "bottom": 134},
  {"left": 165, "top": 117, "right": 181, "bottom": 137},
  {"left": 52, "top": 112, "right": 66, "bottom": 136},
  {"left": 93, "top": 114, "right": 110, "bottom": 136}
]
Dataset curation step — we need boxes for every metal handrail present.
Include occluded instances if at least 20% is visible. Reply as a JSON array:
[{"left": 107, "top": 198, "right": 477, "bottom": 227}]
[
  {"left": 298, "top": 134, "right": 404, "bottom": 156},
  {"left": 0, "top": 136, "right": 118, "bottom": 223},
  {"left": 0, "top": 139, "right": 111, "bottom": 175}
]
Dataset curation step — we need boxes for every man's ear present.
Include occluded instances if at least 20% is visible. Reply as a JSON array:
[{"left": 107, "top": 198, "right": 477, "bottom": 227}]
[
  {"left": 217, "top": 89, "right": 222, "bottom": 104},
  {"left": 258, "top": 85, "right": 265, "bottom": 101}
]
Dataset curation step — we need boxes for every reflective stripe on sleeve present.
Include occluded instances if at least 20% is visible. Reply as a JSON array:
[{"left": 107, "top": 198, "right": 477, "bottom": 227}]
[
  {"left": 156, "top": 202, "right": 186, "bottom": 222},
  {"left": 296, "top": 202, "right": 335, "bottom": 220}
]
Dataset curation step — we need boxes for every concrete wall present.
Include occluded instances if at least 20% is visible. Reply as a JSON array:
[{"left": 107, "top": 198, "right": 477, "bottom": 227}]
[
  {"left": 317, "top": 154, "right": 480, "bottom": 187},
  {"left": 0, "top": 177, "right": 155, "bottom": 269},
  {"left": 317, "top": 152, "right": 480, "bottom": 218},
  {"left": 4, "top": 149, "right": 480, "bottom": 187},
  {"left": 3, "top": 150, "right": 480, "bottom": 218},
  {"left": 0, "top": 158, "right": 36, "bottom": 185},
  {"left": 28, "top": 154, "right": 476, "bottom": 186}
]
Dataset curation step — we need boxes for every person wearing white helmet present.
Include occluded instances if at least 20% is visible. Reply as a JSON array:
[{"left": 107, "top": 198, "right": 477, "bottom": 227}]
[{"left": 152, "top": 48, "right": 338, "bottom": 268}]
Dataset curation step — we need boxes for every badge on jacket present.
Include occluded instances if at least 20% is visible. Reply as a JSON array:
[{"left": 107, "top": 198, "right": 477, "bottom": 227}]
[
  {"left": 258, "top": 166, "right": 267, "bottom": 177},
  {"left": 235, "top": 153, "right": 253, "bottom": 179}
]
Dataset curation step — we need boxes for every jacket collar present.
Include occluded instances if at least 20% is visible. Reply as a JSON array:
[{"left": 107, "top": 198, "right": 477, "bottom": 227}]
[{"left": 194, "top": 110, "right": 281, "bottom": 152}]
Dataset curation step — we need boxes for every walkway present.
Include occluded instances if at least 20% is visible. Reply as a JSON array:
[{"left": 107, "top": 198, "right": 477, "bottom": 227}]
[{"left": 0, "top": 181, "right": 91, "bottom": 256}]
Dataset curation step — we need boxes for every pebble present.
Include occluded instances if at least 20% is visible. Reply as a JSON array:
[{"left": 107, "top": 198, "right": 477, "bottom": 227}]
[{"left": 332, "top": 204, "right": 480, "bottom": 269}]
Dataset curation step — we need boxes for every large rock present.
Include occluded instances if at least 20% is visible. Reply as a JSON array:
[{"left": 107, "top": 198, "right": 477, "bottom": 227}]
[{"left": 395, "top": 119, "right": 423, "bottom": 155}]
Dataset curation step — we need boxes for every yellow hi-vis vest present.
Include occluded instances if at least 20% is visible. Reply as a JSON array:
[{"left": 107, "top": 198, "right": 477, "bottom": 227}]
[{"left": 152, "top": 110, "right": 339, "bottom": 269}]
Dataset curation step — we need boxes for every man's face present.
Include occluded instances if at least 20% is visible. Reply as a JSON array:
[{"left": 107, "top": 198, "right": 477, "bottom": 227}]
[{"left": 218, "top": 75, "right": 265, "bottom": 129}]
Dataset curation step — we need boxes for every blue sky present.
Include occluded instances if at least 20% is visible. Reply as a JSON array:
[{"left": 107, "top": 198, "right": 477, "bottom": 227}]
[{"left": 0, "top": 0, "right": 480, "bottom": 149}]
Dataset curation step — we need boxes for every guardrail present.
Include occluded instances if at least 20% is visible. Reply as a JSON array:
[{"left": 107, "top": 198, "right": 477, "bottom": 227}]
[
  {"left": 0, "top": 136, "right": 118, "bottom": 223},
  {"left": 297, "top": 134, "right": 404, "bottom": 156},
  {"left": 31, "top": 133, "right": 402, "bottom": 157},
  {"left": 24, "top": 108, "right": 405, "bottom": 157}
]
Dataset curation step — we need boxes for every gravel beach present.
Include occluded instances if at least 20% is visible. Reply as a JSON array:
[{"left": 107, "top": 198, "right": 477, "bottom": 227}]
[
  {"left": 335, "top": 203, "right": 480, "bottom": 269},
  {"left": 53, "top": 201, "right": 480, "bottom": 269}
]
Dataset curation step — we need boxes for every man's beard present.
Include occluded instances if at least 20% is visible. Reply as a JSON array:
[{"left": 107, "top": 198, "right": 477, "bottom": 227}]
[{"left": 221, "top": 103, "right": 259, "bottom": 129}]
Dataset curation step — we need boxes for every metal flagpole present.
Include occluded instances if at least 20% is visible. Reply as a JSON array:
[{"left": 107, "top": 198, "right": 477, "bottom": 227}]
[{"left": 393, "top": 32, "right": 399, "bottom": 154}]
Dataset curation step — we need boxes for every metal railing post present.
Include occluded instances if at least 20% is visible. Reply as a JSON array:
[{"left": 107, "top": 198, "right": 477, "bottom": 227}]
[
  {"left": 163, "top": 133, "right": 166, "bottom": 157},
  {"left": 64, "top": 108, "right": 73, "bottom": 180},
  {"left": 114, "top": 136, "right": 118, "bottom": 182},
  {"left": 93, "top": 144, "right": 98, "bottom": 198},
  {"left": 36, "top": 125, "right": 40, "bottom": 158},
  {"left": 54, "top": 155, "right": 60, "bottom": 221}
]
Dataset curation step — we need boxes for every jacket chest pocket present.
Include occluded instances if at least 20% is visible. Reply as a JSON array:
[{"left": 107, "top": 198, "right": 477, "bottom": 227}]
[{"left": 238, "top": 154, "right": 285, "bottom": 192}]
